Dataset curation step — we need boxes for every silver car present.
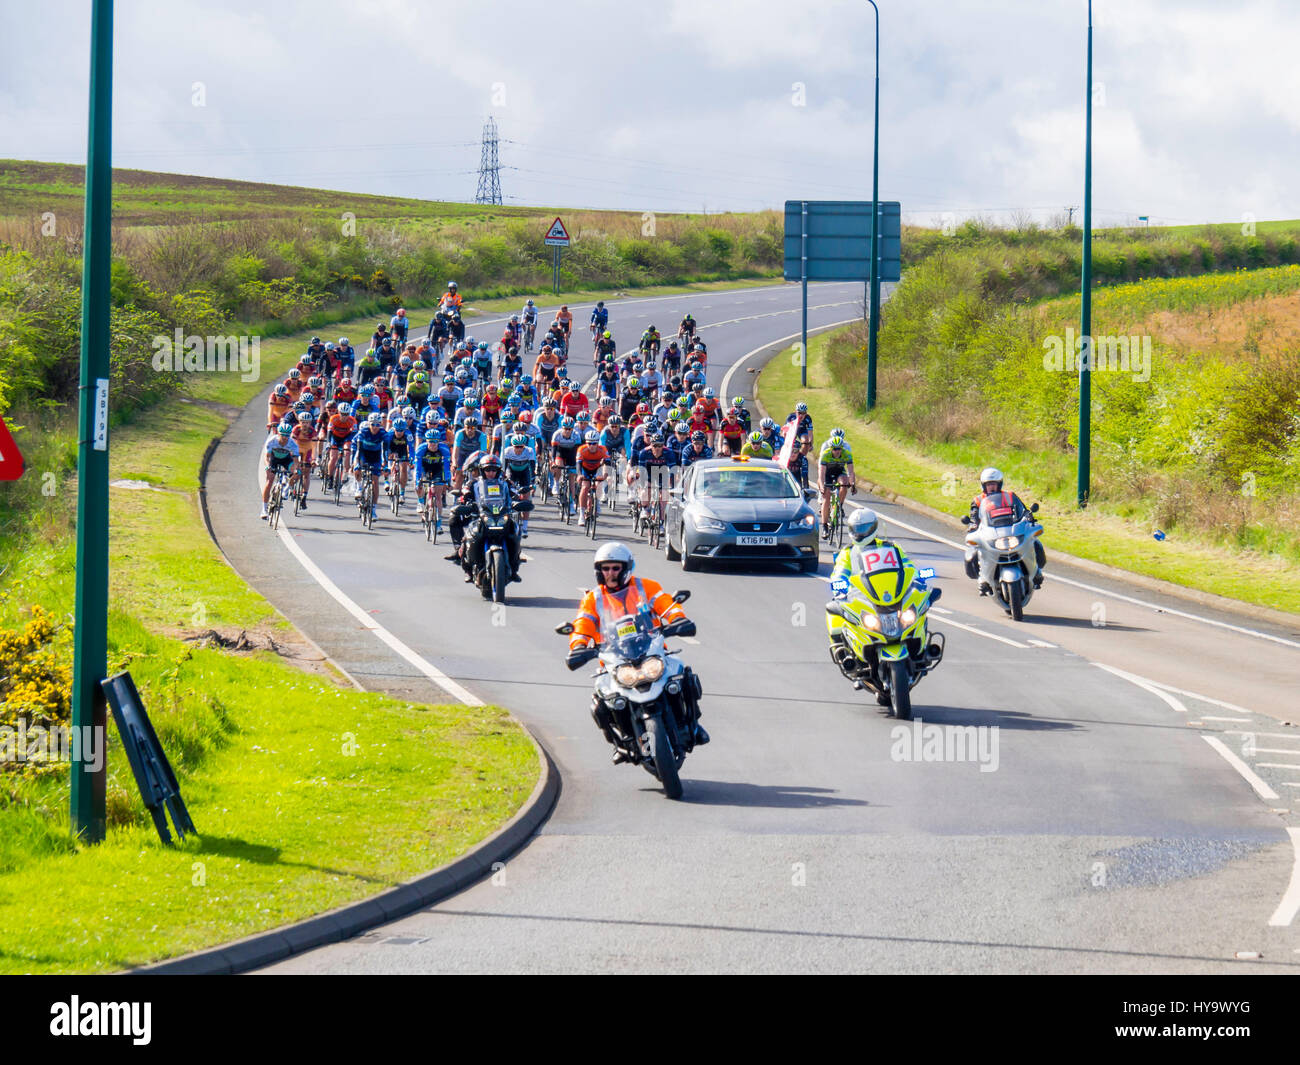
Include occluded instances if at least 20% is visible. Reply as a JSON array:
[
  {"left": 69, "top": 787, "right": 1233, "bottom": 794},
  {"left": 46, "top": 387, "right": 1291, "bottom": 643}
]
[{"left": 663, "top": 458, "right": 820, "bottom": 573}]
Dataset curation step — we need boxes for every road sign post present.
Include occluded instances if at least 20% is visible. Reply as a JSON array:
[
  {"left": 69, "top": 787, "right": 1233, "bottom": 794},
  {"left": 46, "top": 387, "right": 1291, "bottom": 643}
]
[
  {"left": 1078, "top": 0, "right": 1093, "bottom": 509},
  {"left": 72, "top": 0, "right": 113, "bottom": 843},
  {"left": 784, "top": 200, "right": 900, "bottom": 400},
  {"left": 544, "top": 216, "right": 570, "bottom": 296}
]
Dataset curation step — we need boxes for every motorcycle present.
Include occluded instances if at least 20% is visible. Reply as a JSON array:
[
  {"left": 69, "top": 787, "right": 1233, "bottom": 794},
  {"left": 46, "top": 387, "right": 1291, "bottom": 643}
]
[
  {"left": 961, "top": 502, "right": 1042, "bottom": 621},
  {"left": 556, "top": 591, "right": 702, "bottom": 800},
  {"left": 466, "top": 485, "right": 531, "bottom": 604},
  {"left": 825, "top": 546, "right": 945, "bottom": 721}
]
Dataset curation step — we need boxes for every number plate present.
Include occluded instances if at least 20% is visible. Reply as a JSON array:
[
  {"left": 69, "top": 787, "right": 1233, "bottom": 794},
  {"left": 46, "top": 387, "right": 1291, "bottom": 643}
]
[{"left": 737, "top": 535, "right": 777, "bottom": 546}]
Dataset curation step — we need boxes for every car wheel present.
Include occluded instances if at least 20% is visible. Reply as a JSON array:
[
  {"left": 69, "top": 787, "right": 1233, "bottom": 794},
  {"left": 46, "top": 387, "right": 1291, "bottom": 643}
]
[
  {"left": 680, "top": 535, "right": 700, "bottom": 572},
  {"left": 664, "top": 524, "right": 681, "bottom": 561}
]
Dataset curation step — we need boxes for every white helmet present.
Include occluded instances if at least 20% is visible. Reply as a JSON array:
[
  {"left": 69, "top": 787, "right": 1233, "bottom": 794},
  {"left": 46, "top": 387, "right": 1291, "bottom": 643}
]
[
  {"left": 848, "top": 508, "right": 880, "bottom": 543},
  {"left": 593, "top": 542, "right": 635, "bottom": 586},
  {"left": 979, "top": 467, "right": 1004, "bottom": 490}
]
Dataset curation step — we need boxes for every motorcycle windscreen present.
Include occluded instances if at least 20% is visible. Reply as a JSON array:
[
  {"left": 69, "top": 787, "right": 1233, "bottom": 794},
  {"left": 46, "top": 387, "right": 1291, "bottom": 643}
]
[
  {"left": 979, "top": 495, "right": 1017, "bottom": 527},
  {"left": 600, "top": 611, "right": 655, "bottom": 652},
  {"left": 851, "top": 543, "right": 909, "bottom": 606}
]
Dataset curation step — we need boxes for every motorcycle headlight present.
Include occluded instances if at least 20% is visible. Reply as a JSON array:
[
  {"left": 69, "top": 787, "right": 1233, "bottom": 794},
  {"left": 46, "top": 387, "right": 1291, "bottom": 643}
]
[
  {"left": 614, "top": 657, "right": 665, "bottom": 687},
  {"left": 993, "top": 535, "right": 1022, "bottom": 550},
  {"left": 692, "top": 514, "right": 726, "bottom": 532},
  {"left": 901, "top": 607, "right": 917, "bottom": 627},
  {"left": 860, "top": 611, "right": 882, "bottom": 631},
  {"left": 640, "top": 656, "right": 665, "bottom": 681}
]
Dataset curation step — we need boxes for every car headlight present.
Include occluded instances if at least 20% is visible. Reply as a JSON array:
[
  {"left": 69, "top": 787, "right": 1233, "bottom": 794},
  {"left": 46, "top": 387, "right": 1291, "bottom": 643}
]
[
  {"left": 614, "top": 657, "right": 666, "bottom": 687},
  {"left": 692, "top": 514, "right": 726, "bottom": 532},
  {"left": 794, "top": 513, "right": 817, "bottom": 527},
  {"left": 993, "top": 535, "right": 1022, "bottom": 550}
]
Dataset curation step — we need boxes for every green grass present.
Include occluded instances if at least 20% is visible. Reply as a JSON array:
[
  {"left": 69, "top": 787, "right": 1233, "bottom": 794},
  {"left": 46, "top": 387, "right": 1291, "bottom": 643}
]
[
  {"left": 0, "top": 302, "right": 541, "bottom": 973},
  {"left": 759, "top": 327, "right": 1300, "bottom": 615}
]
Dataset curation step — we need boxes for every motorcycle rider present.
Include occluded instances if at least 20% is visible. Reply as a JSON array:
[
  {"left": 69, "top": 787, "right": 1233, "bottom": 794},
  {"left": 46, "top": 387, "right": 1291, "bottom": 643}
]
[
  {"left": 829, "top": 509, "right": 912, "bottom": 600},
  {"left": 567, "top": 542, "right": 707, "bottom": 756},
  {"left": 966, "top": 467, "right": 1045, "bottom": 592},
  {"left": 461, "top": 455, "right": 525, "bottom": 585}
]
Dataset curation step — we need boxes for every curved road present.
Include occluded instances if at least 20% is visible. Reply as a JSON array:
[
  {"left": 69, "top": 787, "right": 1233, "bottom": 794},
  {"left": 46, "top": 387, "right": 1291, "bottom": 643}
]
[{"left": 203, "top": 282, "right": 1300, "bottom": 974}]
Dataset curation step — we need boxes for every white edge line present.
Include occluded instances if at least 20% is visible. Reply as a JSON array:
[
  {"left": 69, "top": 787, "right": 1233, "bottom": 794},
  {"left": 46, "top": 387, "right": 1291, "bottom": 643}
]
[
  {"left": 874, "top": 509, "right": 1300, "bottom": 652},
  {"left": 719, "top": 316, "right": 862, "bottom": 403},
  {"left": 935, "top": 615, "right": 1029, "bottom": 650},
  {"left": 1202, "top": 735, "right": 1280, "bottom": 801},
  {"left": 1267, "top": 827, "right": 1300, "bottom": 927},
  {"left": 1093, "top": 663, "right": 1188, "bottom": 712},
  {"left": 1026, "top": 639, "right": 1057, "bottom": 648},
  {"left": 275, "top": 524, "right": 484, "bottom": 706}
]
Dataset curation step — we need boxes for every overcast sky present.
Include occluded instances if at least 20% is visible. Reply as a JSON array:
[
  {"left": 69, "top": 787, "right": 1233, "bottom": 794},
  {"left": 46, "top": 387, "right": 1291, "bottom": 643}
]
[{"left": 2, "top": 0, "right": 1296, "bottom": 226}]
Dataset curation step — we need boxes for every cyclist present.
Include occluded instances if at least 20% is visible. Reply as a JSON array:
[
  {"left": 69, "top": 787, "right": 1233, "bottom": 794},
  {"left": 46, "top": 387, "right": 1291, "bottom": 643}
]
[
  {"left": 741, "top": 430, "right": 774, "bottom": 459},
  {"left": 306, "top": 336, "right": 325, "bottom": 366},
  {"left": 512, "top": 375, "right": 538, "bottom": 410},
  {"left": 677, "top": 312, "right": 696, "bottom": 348},
  {"left": 391, "top": 307, "right": 409, "bottom": 345},
  {"left": 283, "top": 366, "right": 305, "bottom": 403},
  {"left": 639, "top": 324, "right": 661, "bottom": 360},
  {"left": 549, "top": 416, "right": 583, "bottom": 514},
  {"left": 576, "top": 430, "right": 609, "bottom": 520},
  {"left": 786, "top": 402, "right": 815, "bottom": 487},
  {"left": 589, "top": 300, "right": 609, "bottom": 342},
  {"left": 500, "top": 432, "right": 537, "bottom": 537},
  {"left": 618, "top": 377, "right": 646, "bottom": 422},
  {"left": 679, "top": 429, "right": 714, "bottom": 469},
  {"left": 521, "top": 299, "right": 540, "bottom": 349},
  {"left": 536, "top": 398, "right": 563, "bottom": 450},
  {"left": 662, "top": 339, "right": 682, "bottom": 377},
  {"left": 267, "top": 382, "right": 293, "bottom": 430},
  {"left": 682, "top": 360, "right": 706, "bottom": 393},
  {"left": 386, "top": 416, "right": 414, "bottom": 506},
  {"left": 560, "top": 380, "right": 589, "bottom": 419},
  {"left": 438, "top": 281, "right": 463, "bottom": 314},
  {"left": 730, "top": 396, "right": 752, "bottom": 434},
  {"left": 452, "top": 416, "right": 488, "bottom": 492},
  {"left": 534, "top": 343, "right": 562, "bottom": 388},
  {"left": 351, "top": 413, "right": 388, "bottom": 517},
  {"left": 336, "top": 337, "right": 356, "bottom": 378},
  {"left": 356, "top": 347, "right": 382, "bottom": 386},
  {"left": 594, "top": 329, "right": 617, "bottom": 367},
  {"left": 554, "top": 304, "right": 573, "bottom": 342},
  {"left": 261, "top": 421, "right": 300, "bottom": 519},
  {"left": 634, "top": 432, "right": 677, "bottom": 526},
  {"left": 818, "top": 429, "right": 856, "bottom": 537},
  {"left": 290, "top": 411, "right": 316, "bottom": 507},
  {"left": 324, "top": 401, "right": 359, "bottom": 489},
  {"left": 718, "top": 407, "right": 747, "bottom": 456},
  {"left": 415, "top": 429, "right": 451, "bottom": 530},
  {"left": 640, "top": 361, "right": 663, "bottom": 401},
  {"left": 596, "top": 358, "right": 621, "bottom": 403}
]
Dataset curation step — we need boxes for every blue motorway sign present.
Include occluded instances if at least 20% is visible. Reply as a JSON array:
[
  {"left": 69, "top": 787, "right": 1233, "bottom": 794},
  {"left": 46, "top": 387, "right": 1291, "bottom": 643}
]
[{"left": 783, "top": 200, "right": 902, "bottom": 283}]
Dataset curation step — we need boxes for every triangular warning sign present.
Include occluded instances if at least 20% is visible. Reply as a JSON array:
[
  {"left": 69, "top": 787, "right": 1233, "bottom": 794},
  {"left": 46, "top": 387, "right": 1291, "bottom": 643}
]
[
  {"left": 0, "top": 415, "right": 24, "bottom": 481},
  {"left": 544, "top": 217, "right": 570, "bottom": 242}
]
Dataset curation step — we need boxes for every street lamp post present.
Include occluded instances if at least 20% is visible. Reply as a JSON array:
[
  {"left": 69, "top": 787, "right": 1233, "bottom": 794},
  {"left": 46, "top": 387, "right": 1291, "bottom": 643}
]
[
  {"left": 1078, "top": 0, "right": 1093, "bottom": 508},
  {"left": 865, "top": 0, "right": 882, "bottom": 410}
]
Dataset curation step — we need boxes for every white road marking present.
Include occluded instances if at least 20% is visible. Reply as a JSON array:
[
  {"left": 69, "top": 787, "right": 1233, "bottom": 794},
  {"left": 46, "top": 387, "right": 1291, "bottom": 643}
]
[
  {"left": 874, "top": 511, "right": 1300, "bottom": 650},
  {"left": 1226, "top": 730, "right": 1300, "bottom": 741},
  {"left": 1268, "top": 828, "right": 1300, "bottom": 927},
  {"left": 719, "top": 316, "right": 862, "bottom": 403},
  {"left": 935, "top": 616, "right": 1030, "bottom": 649},
  {"left": 1201, "top": 736, "right": 1280, "bottom": 801},
  {"left": 1092, "top": 664, "right": 1188, "bottom": 713},
  {"left": 679, "top": 636, "right": 701, "bottom": 645},
  {"left": 1247, "top": 748, "right": 1300, "bottom": 756},
  {"left": 1026, "top": 638, "right": 1057, "bottom": 648},
  {"left": 1257, "top": 763, "right": 1300, "bottom": 769},
  {"left": 274, "top": 523, "right": 484, "bottom": 706},
  {"left": 929, "top": 605, "right": 952, "bottom": 615},
  {"left": 1281, "top": 783, "right": 1300, "bottom": 788},
  {"left": 1201, "top": 715, "right": 1252, "bottom": 722}
]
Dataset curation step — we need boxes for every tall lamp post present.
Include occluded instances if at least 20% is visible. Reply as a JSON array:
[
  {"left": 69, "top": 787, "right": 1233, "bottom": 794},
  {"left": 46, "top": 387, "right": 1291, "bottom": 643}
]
[
  {"left": 1077, "top": 0, "right": 1094, "bottom": 508},
  {"left": 865, "top": 0, "right": 882, "bottom": 410}
]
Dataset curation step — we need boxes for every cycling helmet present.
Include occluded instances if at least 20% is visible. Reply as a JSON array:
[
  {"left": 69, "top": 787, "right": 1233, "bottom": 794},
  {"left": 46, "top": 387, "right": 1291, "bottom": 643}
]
[
  {"left": 297, "top": 412, "right": 313, "bottom": 424},
  {"left": 649, "top": 433, "right": 665, "bottom": 445},
  {"left": 277, "top": 421, "right": 293, "bottom": 436},
  {"left": 593, "top": 541, "right": 635, "bottom": 587},
  {"left": 543, "top": 398, "right": 558, "bottom": 409},
  {"left": 360, "top": 383, "right": 375, "bottom": 396},
  {"left": 368, "top": 412, "right": 383, "bottom": 427},
  {"left": 399, "top": 355, "right": 411, "bottom": 369},
  {"left": 448, "top": 281, "right": 458, "bottom": 290},
  {"left": 311, "top": 336, "right": 321, "bottom": 344},
  {"left": 464, "top": 416, "right": 480, "bottom": 427},
  {"left": 576, "top": 411, "right": 591, "bottom": 423},
  {"left": 560, "top": 416, "right": 575, "bottom": 429},
  {"left": 626, "top": 377, "right": 640, "bottom": 390},
  {"left": 703, "top": 387, "right": 715, "bottom": 399},
  {"left": 690, "top": 431, "right": 706, "bottom": 443},
  {"left": 403, "top": 406, "right": 416, "bottom": 419},
  {"left": 288, "top": 368, "right": 301, "bottom": 380},
  {"left": 597, "top": 300, "right": 605, "bottom": 308},
  {"left": 726, "top": 407, "right": 740, "bottom": 418},
  {"left": 749, "top": 431, "right": 764, "bottom": 445},
  {"left": 636, "top": 402, "right": 650, "bottom": 415},
  {"left": 603, "top": 331, "right": 611, "bottom": 339},
  {"left": 527, "top": 299, "right": 535, "bottom": 306},
  {"left": 424, "top": 429, "right": 439, "bottom": 443},
  {"left": 521, "top": 374, "right": 533, "bottom": 384},
  {"left": 731, "top": 396, "right": 745, "bottom": 407},
  {"left": 520, "top": 410, "right": 533, "bottom": 423},
  {"left": 275, "top": 383, "right": 289, "bottom": 397},
  {"left": 795, "top": 402, "right": 808, "bottom": 414},
  {"left": 585, "top": 430, "right": 600, "bottom": 444},
  {"left": 980, "top": 467, "right": 1005, "bottom": 491},
  {"left": 760, "top": 417, "right": 778, "bottom": 431},
  {"left": 338, "top": 402, "right": 352, "bottom": 417},
  {"left": 511, "top": 434, "right": 529, "bottom": 448},
  {"left": 323, "top": 342, "right": 336, "bottom": 352},
  {"left": 674, "top": 423, "right": 689, "bottom": 435},
  {"left": 609, "top": 414, "right": 623, "bottom": 427},
  {"left": 509, "top": 315, "right": 519, "bottom": 323},
  {"left": 830, "top": 427, "right": 846, "bottom": 439},
  {"left": 848, "top": 508, "right": 881, "bottom": 543},
  {"left": 477, "top": 341, "right": 489, "bottom": 351},
  {"left": 338, "top": 337, "right": 349, "bottom": 346},
  {"left": 464, "top": 396, "right": 479, "bottom": 408}
]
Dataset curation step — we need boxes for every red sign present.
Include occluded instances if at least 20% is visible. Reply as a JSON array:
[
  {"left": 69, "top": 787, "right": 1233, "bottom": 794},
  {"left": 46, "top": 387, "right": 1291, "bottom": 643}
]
[{"left": 0, "top": 416, "right": 25, "bottom": 481}]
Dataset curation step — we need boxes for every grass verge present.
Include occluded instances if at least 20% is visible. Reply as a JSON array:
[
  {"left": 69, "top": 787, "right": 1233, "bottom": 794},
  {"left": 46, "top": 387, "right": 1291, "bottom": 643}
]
[
  {"left": 758, "top": 326, "right": 1300, "bottom": 615},
  {"left": 0, "top": 303, "right": 541, "bottom": 973}
]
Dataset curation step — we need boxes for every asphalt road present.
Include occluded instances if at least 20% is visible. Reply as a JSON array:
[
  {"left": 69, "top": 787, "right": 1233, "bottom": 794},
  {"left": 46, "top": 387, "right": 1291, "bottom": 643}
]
[{"left": 203, "top": 281, "right": 1300, "bottom": 974}]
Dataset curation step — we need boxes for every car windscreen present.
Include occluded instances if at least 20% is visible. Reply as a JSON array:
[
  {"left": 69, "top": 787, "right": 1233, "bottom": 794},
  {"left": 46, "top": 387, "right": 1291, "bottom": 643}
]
[{"left": 694, "top": 468, "right": 798, "bottom": 499}]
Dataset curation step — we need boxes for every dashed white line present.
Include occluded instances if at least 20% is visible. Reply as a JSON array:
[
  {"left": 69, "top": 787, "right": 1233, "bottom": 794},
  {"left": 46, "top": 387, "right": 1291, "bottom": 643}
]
[
  {"left": 1267, "top": 828, "right": 1300, "bottom": 927},
  {"left": 1202, "top": 715, "right": 1252, "bottom": 722},
  {"left": 934, "top": 616, "right": 1030, "bottom": 650},
  {"left": 1026, "top": 639, "right": 1057, "bottom": 648},
  {"left": 1201, "top": 736, "right": 1280, "bottom": 801},
  {"left": 1227, "top": 730, "right": 1300, "bottom": 741}
]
